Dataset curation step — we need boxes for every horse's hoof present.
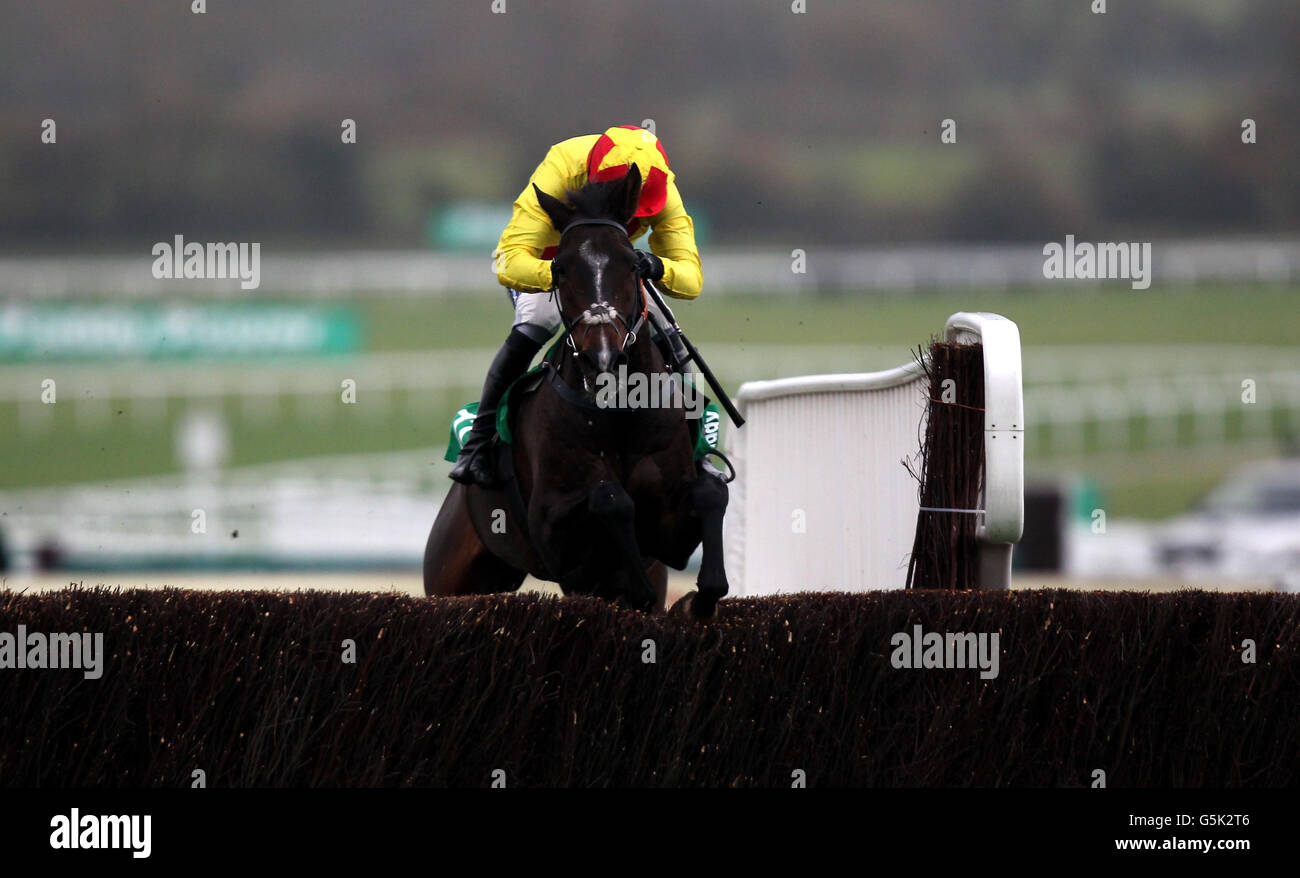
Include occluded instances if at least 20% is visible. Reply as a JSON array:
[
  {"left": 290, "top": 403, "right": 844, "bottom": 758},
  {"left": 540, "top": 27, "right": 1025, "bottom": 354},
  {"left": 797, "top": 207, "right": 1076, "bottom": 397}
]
[
  {"left": 668, "top": 592, "right": 695, "bottom": 618},
  {"left": 669, "top": 591, "right": 716, "bottom": 621}
]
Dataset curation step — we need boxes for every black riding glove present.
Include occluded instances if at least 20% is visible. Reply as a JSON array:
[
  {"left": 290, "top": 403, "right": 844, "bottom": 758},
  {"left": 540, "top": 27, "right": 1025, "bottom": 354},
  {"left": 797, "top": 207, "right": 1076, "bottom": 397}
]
[{"left": 634, "top": 250, "right": 665, "bottom": 281}]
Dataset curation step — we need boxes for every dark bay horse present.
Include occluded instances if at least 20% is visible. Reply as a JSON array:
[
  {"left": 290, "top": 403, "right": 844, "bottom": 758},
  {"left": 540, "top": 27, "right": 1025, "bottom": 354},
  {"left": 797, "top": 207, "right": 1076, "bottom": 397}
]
[{"left": 423, "top": 167, "right": 729, "bottom": 617}]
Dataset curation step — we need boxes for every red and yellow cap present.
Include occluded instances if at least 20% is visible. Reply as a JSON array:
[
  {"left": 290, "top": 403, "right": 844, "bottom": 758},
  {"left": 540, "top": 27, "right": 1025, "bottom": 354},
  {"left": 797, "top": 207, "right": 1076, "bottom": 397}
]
[{"left": 586, "top": 125, "right": 672, "bottom": 219}]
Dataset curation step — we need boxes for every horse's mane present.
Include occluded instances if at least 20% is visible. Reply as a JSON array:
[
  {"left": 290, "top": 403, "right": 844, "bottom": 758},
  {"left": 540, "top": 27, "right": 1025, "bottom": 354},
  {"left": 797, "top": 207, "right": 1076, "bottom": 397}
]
[{"left": 561, "top": 176, "right": 633, "bottom": 223}]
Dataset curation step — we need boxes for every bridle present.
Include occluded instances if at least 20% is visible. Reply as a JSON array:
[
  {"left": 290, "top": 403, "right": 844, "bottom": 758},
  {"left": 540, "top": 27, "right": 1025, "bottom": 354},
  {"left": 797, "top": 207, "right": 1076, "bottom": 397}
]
[{"left": 552, "top": 218, "right": 649, "bottom": 358}]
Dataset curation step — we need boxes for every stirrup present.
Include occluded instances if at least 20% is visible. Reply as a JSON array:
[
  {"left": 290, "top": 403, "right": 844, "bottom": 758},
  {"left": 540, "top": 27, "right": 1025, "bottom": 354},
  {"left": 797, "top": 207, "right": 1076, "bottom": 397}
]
[{"left": 700, "top": 449, "right": 735, "bottom": 483}]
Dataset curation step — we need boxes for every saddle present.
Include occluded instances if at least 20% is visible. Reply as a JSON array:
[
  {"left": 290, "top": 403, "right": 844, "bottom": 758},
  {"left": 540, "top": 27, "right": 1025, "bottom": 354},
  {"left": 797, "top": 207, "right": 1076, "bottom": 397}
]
[
  {"left": 443, "top": 360, "right": 722, "bottom": 463},
  {"left": 441, "top": 349, "right": 727, "bottom": 577}
]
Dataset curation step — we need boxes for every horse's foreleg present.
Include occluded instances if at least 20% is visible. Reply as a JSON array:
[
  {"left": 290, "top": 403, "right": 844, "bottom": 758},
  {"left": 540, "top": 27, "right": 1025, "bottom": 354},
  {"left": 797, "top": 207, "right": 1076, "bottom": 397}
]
[
  {"left": 688, "top": 468, "right": 730, "bottom": 618},
  {"left": 587, "top": 480, "right": 657, "bottom": 612},
  {"left": 646, "top": 560, "right": 668, "bottom": 612}
]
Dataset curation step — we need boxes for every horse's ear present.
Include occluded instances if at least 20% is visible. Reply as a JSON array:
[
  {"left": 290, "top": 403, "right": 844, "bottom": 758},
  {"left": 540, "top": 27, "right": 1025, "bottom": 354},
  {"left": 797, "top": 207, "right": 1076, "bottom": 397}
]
[
  {"left": 533, "top": 183, "right": 574, "bottom": 231},
  {"left": 617, "top": 165, "right": 643, "bottom": 225}
]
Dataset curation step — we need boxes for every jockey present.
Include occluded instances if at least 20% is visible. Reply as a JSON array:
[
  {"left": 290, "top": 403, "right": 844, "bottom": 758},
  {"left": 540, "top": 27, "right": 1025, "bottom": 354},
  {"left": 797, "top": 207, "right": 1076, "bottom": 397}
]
[{"left": 449, "top": 125, "right": 704, "bottom": 486}]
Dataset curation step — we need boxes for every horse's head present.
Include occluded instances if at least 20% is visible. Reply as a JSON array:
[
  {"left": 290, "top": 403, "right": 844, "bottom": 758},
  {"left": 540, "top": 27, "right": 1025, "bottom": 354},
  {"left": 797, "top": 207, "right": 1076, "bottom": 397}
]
[{"left": 534, "top": 167, "right": 646, "bottom": 377}]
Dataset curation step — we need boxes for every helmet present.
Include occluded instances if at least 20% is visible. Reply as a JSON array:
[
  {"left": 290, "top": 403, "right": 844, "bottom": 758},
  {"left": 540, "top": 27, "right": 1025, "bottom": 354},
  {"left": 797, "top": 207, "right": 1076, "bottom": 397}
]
[{"left": 585, "top": 125, "right": 672, "bottom": 219}]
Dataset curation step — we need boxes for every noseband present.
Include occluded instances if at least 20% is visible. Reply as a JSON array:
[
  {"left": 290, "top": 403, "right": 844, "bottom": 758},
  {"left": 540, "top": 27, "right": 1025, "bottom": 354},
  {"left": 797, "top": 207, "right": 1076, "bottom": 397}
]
[{"left": 553, "top": 218, "right": 649, "bottom": 356}]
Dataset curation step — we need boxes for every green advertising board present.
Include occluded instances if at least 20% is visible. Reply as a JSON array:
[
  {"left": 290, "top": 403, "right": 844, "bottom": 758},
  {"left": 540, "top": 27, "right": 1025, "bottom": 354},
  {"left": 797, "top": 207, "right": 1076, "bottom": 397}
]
[{"left": 0, "top": 303, "right": 361, "bottom": 361}]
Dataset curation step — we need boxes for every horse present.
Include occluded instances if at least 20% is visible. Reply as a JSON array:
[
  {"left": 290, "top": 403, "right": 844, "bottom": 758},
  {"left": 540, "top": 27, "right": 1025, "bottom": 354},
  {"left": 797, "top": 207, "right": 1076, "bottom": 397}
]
[{"left": 423, "top": 166, "right": 730, "bottom": 618}]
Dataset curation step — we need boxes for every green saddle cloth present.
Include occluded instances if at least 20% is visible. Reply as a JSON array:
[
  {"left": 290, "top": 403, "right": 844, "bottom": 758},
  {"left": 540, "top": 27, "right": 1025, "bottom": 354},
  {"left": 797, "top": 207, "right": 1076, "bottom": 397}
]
[{"left": 443, "top": 368, "right": 721, "bottom": 462}]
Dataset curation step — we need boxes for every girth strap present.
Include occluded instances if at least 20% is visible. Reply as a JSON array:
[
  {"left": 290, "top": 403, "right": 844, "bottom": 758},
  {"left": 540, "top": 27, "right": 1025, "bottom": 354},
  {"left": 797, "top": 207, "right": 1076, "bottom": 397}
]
[{"left": 543, "top": 360, "right": 605, "bottom": 411}]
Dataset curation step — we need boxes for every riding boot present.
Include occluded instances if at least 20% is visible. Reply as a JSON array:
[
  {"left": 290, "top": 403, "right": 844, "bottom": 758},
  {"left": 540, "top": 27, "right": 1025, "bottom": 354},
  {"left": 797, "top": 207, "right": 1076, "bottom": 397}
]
[{"left": 448, "top": 327, "right": 545, "bottom": 486}]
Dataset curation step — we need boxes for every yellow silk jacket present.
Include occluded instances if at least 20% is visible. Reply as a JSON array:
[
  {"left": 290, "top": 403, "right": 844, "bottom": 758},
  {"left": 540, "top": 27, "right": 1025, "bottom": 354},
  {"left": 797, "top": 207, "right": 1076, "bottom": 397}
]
[{"left": 493, "top": 133, "right": 703, "bottom": 299}]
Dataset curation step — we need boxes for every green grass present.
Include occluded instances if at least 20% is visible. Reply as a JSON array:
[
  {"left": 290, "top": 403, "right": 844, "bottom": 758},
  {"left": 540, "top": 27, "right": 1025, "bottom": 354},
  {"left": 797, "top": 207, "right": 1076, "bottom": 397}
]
[
  {"left": 8, "top": 284, "right": 1298, "bottom": 520},
  {"left": 374, "top": 285, "right": 1300, "bottom": 351},
  {"left": 7, "top": 393, "right": 463, "bottom": 489},
  {"left": 1034, "top": 441, "right": 1289, "bottom": 522}
]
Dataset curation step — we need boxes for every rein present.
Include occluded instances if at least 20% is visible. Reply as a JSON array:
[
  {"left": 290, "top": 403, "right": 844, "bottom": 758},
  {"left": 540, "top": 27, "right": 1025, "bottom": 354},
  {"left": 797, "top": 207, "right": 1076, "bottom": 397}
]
[{"left": 545, "top": 218, "right": 651, "bottom": 406}]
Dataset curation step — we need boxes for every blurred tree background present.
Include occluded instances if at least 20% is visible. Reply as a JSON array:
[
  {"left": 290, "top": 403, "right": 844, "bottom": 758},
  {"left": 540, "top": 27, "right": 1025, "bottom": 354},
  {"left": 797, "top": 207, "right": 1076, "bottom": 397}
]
[{"left": 0, "top": 0, "right": 1296, "bottom": 249}]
